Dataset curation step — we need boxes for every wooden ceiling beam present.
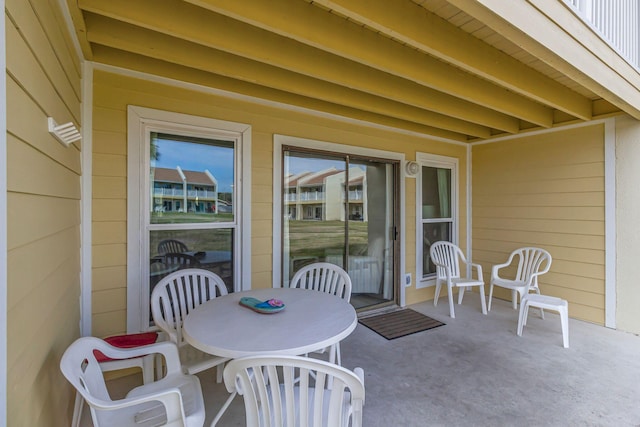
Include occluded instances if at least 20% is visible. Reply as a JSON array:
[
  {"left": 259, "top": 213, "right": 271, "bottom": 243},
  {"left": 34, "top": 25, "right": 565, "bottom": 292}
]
[
  {"left": 85, "top": 16, "right": 489, "bottom": 138},
  {"left": 448, "top": 0, "right": 640, "bottom": 120},
  {"left": 311, "top": 0, "right": 592, "bottom": 121},
  {"left": 92, "top": 45, "right": 469, "bottom": 141},
  {"left": 78, "top": 0, "right": 520, "bottom": 133},
  {"left": 64, "top": 0, "right": 93, "bottom": 60},
  {"left": 184, "top": 0, "right": 553, "bottom": 127}
]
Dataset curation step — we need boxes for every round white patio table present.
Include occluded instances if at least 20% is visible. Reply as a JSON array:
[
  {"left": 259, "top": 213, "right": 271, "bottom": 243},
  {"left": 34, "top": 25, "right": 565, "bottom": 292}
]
[{"left": 183, "top": 287, "right": 357, "bottom": 359}]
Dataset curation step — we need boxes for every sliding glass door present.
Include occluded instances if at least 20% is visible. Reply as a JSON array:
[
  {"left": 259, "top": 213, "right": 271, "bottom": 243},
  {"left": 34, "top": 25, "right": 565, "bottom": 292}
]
[{"left": 282, "top": 148, "right": 398, "bottom": 310}]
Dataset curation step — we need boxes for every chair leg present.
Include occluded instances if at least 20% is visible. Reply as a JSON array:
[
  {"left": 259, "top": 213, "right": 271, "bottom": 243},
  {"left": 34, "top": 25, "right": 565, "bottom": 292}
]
[
  {"left": 72, "top": 391, "right": 84, "bottom": 427},
  {"left": 155, "top": 353, "right": 165, "bottom": 380},
  {"left": 458, "top": 286, "right": 465, "bottom": 304},
  {"left": 517, "top": 298, "right": 529, "bottom": 337},
  {"left": 535, "top": 288, "right": 545, "bottom": 319},
  {"left": 488, "top": 283, "right": 494, "bottom": 311},
  {"left": 141, "top": 354, "right": 155, "bottom": 384},
  {"left": 560, "top": 305, "right": 569, "bottom": 348},
  {"left": 479, "top": 285, "right": 487, "bottom": 315},
  {"left": 447, "top": 284, "right": 456, "bottom": 318},
  {"left": 216, "top": 363, "right": 225, "bottom": 383},
  {"left": 517, "top": 300, "right": 528, "bottom": 336},
  {"left": 210, "top": 391, "right": 238, "bottom": 427},
  {"left": 511, "top": 290, "right": 517, "bottom": 310},
  {"left": 334, "top": 343, "right": 342, "bottom": 366},
  {"left": 434, "top": 282, "right": 442, "bottom": 307}
]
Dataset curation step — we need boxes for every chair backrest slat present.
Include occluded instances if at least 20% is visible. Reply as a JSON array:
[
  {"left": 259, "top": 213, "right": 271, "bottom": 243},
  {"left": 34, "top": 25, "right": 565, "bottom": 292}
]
[
  {"left": 430, "top": 241, "right": 466, "bottom": 280},
  {"left": 511, "top": 247, "right": 552, "bottom": 291},
  {"left": 224, "top": 355, "right": 365, "bottom": 427},
  {"left": 157, "top": 239, "right": 189, "bottom": 255},
  {"left": 151, "top": 268, "right": 227, "bottom": 346},
  {"left": 163, "top": 252, "right": 200, "bottom": 270},
  {"left": 290, "top": 262, "right": 352, "bottom": 302}
]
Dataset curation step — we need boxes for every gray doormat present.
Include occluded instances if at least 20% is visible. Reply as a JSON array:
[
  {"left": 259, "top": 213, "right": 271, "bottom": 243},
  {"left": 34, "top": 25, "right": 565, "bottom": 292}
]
[{"left": 359, "top": 309, "right": 445, "bottom": 340}]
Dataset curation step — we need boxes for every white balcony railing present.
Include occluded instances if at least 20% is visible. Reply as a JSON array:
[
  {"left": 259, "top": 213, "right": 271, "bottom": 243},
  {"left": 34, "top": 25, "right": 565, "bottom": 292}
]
[
  {"left": 341, "top": 190, "right": 363, "bottom": 201},
  {"left": 299, "top": 192, "right": 324, "bottom": 201},
  {"left": 566, "top": 0, "right": 639, "bottom": 69},
  {"left": 287, "top": 191, "right": 362, "bottom": 201},
  {"left": 153, "top": 188, "right": 217, "bottom": 199}
]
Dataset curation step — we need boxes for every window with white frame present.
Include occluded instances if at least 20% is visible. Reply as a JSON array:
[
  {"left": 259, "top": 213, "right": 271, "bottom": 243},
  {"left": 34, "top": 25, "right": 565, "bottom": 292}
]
[
  {"left": 416, "top": 153, "right": 458, "bottom": 287},
  {"left": 127, "top": 106, "right": 251, "bottom": 332}
]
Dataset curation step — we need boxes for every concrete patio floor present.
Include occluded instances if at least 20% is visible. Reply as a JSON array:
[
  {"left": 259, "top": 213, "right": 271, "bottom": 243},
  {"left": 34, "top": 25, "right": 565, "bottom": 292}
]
[{"left": 93, "top": 296, "right": 640, "bottom": 426}]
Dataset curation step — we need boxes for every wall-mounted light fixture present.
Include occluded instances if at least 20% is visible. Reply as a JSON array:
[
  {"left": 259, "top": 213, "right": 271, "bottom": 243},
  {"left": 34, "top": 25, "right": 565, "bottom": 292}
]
[
  {"left": 48, "top": 117, "right": 81, "bottom": 147},
  {"left": 405, "top": 160, "right": 419, "bottom": 178}
]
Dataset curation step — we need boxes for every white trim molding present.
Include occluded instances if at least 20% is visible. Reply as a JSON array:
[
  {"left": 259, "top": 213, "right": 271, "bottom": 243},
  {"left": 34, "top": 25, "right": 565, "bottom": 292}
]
[
  {"left": 0, "top": 1, "right": 8, "bottom": 420},
  {"left": 126, "top": 106, "right": 251, "bottom": 332},
  {"left": 414, "top": 152, "right": 459, "bottom": 289},
  {"left": 604, "top": 118, "right": 616, "bottom": 328},
  {"left": 80, "top": 62, "right": 93, "bottom": 336},
  {"left": 273, "top": 134, "right": 406, "bottom": 305},
  {"left": 466, "top": 144, "right": 473, "bottom": 278},
  {"left": 471, "top": 118, "right": 611, "bottom": 146}
]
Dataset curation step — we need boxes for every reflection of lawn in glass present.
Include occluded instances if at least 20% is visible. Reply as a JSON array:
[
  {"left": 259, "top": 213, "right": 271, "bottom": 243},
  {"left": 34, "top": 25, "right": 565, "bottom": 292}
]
[
  {"left": 150, "top": 226, "right": 233, "bottom": 257},
  {"left": 288, "top": 220, "right": 369, "bottom": 259},
  {"left": 151, "top": 212, "right": 233, "bottom": 224}
]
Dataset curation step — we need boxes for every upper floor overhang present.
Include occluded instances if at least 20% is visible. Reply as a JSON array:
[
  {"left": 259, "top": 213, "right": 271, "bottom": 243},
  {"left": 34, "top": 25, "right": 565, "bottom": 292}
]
[{"left": 66, "top": 0, "right": 640, "bottom": 143}]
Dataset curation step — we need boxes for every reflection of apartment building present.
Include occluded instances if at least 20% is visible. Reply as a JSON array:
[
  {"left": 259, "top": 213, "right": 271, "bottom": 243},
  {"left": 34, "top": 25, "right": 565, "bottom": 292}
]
[
  {"left": 152, "top": 166, "right": 219, "bottom": 213},
  {"left": 284, "top": 167, "right": 367, "bottom": 221}
]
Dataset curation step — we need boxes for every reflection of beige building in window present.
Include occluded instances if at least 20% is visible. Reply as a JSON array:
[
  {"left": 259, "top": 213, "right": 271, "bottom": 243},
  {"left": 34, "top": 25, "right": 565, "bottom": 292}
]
[
  {"left": 284, "top": 167, "right": 366, "bottom": 221},
  {"left": 152, "top": 166, "right": 218, "bottom": 214}
]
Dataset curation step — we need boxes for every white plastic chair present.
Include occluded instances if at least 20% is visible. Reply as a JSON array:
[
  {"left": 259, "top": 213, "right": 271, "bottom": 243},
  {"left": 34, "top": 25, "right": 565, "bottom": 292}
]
[
  {"left": 151, "top": 269, "right": 230, "bottom": 378},
  {"left": 71, "top": 332, "right": 159, "bottom": 427},
  {"left": 151, "top": 268, "right": 235, "bottom": 424},
  {"left": 290, "top": 262, "right": 352, "bottom": 365},
  {"left": 158, "top": 239, "right": 189, "bottom": 256},
  {"left": 517, "top": 292, "right": 569, "bottom": 348},
  {"left": 429, "top": 241, "right": 487, "bottom": 319},
  {"left": 223, "top": 355, "right": 365, "bottom": 427},
  {"left": 163, "top": 252, "right": 201, "bottom": 269},
  {"left": 488, "top": 247, "right": 552, "bottom": 313},
  {"left": 61, "top": 337, "right": 205, "bottom": 427}
]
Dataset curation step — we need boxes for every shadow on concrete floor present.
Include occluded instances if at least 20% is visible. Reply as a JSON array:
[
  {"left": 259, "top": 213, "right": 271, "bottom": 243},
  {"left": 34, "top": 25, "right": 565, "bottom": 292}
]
[{"left": 85, "top": 297, "right": 640, "bottom": 426}]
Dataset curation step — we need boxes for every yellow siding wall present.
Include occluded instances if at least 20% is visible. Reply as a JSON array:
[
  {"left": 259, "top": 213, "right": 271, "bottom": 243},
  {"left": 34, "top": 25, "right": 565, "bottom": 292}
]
[
  {"left": 472, "top": 125, "right": 605, "bottom": 324},
  {"left": 6, "top": 0, "right": 82, "bottom": 425},
  {"left": 91, "top": 70, "right": 467, "bottom": 335}
]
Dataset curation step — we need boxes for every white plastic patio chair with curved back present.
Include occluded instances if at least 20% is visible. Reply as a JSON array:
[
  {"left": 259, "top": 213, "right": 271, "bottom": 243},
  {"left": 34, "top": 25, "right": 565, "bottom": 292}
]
[
  {"left": 488, "top": 247, "right": 552, "bottom": 315},
  {"left": 163, "top": 252, "right": 201, "bottom": 270},
  {"left": 60, "top": 336, "right": 205, "bottom": 427},
  {"left": 289, "top": 262, "right": 352, "bottom": 366},
  {"left": 157, "top": 239, "right": 189, "bottom": 256},
  {"left": 223, "top": 354, "right": 365, "bottom": 427},
  {"left": 429, "top": 241, "right": 487, "bottom": 319},
  {"left": 151, "top": 268, "right": 230, "bottom": 377},
  {"left": 151, "top": 268, "right": 235, "bottom": 424}
]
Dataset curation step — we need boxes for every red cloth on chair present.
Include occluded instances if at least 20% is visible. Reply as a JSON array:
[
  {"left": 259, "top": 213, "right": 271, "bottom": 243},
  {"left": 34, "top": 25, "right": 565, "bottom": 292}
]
[{"left": 93, "top": 332, "right": 159, "bottom": 362}]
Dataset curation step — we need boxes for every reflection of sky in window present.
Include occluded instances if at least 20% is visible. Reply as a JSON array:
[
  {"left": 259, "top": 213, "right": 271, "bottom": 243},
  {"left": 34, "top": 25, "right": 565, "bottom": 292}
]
[
  {"left": 153, "top": 139, "right": 234, "bottom": 192},
  {"left": 286, "top": 156, "right": 366, "bottom": 174}
]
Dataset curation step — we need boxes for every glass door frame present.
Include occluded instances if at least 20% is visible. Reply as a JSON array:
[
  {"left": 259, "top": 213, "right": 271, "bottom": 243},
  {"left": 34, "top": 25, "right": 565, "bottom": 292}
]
[{"left": 273, "top": 134, "right": 407, "bottom": 307}]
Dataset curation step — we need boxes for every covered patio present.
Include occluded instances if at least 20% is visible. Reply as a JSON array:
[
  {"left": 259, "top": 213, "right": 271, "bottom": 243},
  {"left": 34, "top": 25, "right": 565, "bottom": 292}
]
[
  {"left": 6, "top": 0, "right": 640, "bottom": 425},
  {"left": 91, "top": 298, "right": 640, "bottom": 426}
]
